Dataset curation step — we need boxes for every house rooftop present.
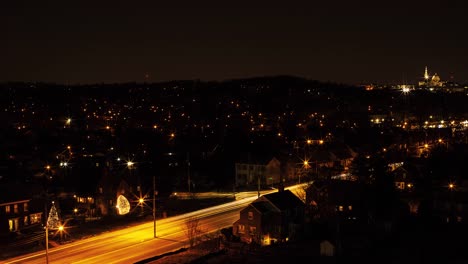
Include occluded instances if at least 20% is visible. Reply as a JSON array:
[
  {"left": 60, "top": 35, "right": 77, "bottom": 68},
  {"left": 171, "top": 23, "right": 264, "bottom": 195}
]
[
  {"left": 252, "top": 201, "right": 278, "bottom": 214},
  {"left": 262, "top": 189, "right": 304, "bottom": 211}
]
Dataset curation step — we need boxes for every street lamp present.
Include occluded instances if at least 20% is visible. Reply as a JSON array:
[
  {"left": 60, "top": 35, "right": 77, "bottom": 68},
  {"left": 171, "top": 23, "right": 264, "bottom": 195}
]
[
  {"left": 127, "top": 160, "right": 143, "bottom": 215},
  {"left": 449, "top": 182, "right": 455, "bottom": 223},
  {"left": 43, "top": 165, "right": 51, "bottom": 264},
  {"left": 44, "top": 207, "right": 49, "bottom": 264},
  {"left": 138, "top": 197, "right": 145, "bottom": 215},
  {"left": 300, "top": 159, "right": 310, "bottom": 184},
  {"left": 58, "top": 225, "right": 64, "bottom": 241}
]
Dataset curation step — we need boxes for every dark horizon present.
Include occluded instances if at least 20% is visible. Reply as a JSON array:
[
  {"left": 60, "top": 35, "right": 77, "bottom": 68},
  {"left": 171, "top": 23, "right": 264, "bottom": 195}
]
[
  {"left": 2, "top": 1, "right": 468, "bottom": 85},
  {"left": 0, "top": 74, "right": 357, "bottom": 87}
]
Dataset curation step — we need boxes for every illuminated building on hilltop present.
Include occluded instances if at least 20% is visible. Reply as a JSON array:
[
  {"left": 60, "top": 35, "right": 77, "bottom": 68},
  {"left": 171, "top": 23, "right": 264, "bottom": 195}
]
[{"left": 418, "top": 66, "right": 446, "bottom": 89}]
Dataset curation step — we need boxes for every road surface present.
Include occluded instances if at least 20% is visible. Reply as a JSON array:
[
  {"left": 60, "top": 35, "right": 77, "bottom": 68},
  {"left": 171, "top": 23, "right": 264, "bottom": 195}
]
[{"left": 3, "top": 184, "right": 306, "bottom": 264}]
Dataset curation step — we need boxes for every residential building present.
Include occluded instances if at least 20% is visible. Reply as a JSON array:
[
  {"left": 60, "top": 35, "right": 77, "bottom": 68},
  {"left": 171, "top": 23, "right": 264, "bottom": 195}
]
[
  {"left": 0, "top": 184, "right": 44, "bottom": 238},
  {"left": 233, "top": 189, "right": 304, "bottom": 245}
]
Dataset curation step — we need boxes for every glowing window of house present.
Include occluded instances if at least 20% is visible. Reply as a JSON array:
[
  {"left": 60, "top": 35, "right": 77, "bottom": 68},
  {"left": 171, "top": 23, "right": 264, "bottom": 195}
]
[
  {"left": 99, "top": 187, "right": 103, "bottom": 194},
  {"left": 30, "top": 213, "right": 41, "bottom": 224},
  {"left": 250, "top": 226, "right": 256, "bottom": 235},
  {"left": 348, "top": 205, "right": 353, "bottom": 211},
  {"left": 248, "top": 211, "right": 253, "bottom": 220},
  {"left": 5, "top": 205, "right": 10, "bottom": 214},
  {"left": 24, "top": 202, "right": 28, "bottom": 212},
  {"left": 24, "top": 216, "right": 28, "bottom": 225},
  {"left": 14, "top": 204, "right": 19, "bottom": 213},
  {"left": 238, "top": 224, "right": 245, "bottom": 233},
  {"left": 395, "top": 182, "right": 404, "bottom": 189},
  {"left": 338, "top": 205, "right": 344, "bottom": 212}
]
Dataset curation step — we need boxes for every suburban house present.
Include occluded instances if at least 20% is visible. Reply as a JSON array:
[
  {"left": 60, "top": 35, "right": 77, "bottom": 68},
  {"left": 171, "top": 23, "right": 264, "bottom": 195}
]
[
  {"left": 391, "top": 166, "right": 415, "bottom": 191},
  {"left": 299, "top": 142, "right": 357, "bottom": 180},
  {"left": 329, "top": 143, "right": 358, "bottom": 172},
  {"left": 0, "top": 183, "right": 44, "bottom": 238},
  {"left": 432, "top": 182, "right": 468, "bottom": 224},
  {"left": 233, "top": 189, "right": 304, "bottom": 245},
  {"left": 234, "top": 152, "right": 301, "bottom": 190},
  {"left": 235, "top": 155, "right": 289, "bottom": 188},
  {"left": 306, "top": 180, "right": 366, "bottom": 221},
  {"left": 388, "top": 162, "right": 423, "bottom": 193}
]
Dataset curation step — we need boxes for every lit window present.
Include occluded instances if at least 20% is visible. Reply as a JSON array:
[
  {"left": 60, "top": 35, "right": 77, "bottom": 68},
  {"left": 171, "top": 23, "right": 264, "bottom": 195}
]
[
  {"left": 248, "top": 211, "right": 253, "bottom": 220},
  {"left": 24, "top": 203, "right": 28, "bottom": 212},
  {"left": 250, "top": 226, "right": 256, "bottom": 235},
  {"left": 5, "top": 205, "right": 10, "bottom": 214},
  {"left": 14, "top": 204, "right": 18, "bottom": 213},
  {"left": 348, "top": 205, "right": 353, "bottom": 211},
  {"left": 24, "top": 216, "right": 28, "bottom": 225},
  {"left": 338, "top": 206, "right": 344, "bottom": 212},
  {"left": 30, "top": 213, "right": 41, "bottom": 224},
  {"left": 238, "top": 224, "right": 245, "bottom": 234}
]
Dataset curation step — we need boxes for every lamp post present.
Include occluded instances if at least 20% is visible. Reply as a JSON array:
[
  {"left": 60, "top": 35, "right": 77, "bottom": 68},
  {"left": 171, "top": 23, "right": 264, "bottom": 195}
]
[
  {"left": 58, "top": 225, "right": 64, "bottom": 242},
  {"left": 44, "top": 203, "right": 49, "bottom": 264},
  {"left": 127, "top": 160, "right": 143, "bottom": 215},
  {"left": 187, "top": 152, "right": 191, "bottom": 194},
  {"left": 44, "top": 165, "right": 51, "bottom": 264},
  {"left": 449, "top": 182, "right": 455, "bottom": 222},
  {"left": 153, "top": 174, "right": 157, "bottom": 238},
  {"left": 301, "top": 159, "right": 310, "bottom": 184}
]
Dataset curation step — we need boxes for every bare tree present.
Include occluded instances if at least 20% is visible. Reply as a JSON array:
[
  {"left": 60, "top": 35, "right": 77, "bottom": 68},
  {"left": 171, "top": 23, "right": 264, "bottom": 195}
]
[
  {"left": 294, "top": 181, "right": 313, "bottom": 203},
  {"left": 185, "top": 216, "right": 202, "bottom": 248}
]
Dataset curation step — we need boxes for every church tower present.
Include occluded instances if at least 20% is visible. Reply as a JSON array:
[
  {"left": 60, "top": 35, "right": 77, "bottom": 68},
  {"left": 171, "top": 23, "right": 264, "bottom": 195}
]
[{"left": 424, "top": 66, "right": 429, "bottom": 80}]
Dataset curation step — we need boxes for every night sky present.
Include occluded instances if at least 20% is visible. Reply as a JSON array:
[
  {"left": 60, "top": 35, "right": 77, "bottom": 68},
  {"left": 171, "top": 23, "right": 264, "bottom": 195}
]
[{"left": 2, "top": 1, "right": 468, "bottom": 85}]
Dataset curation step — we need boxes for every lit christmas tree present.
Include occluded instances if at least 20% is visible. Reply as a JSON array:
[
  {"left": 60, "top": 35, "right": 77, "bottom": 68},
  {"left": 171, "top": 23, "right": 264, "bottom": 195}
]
[
  {"left": 117, "top": 195, "right": 130, "bottom": 215},
  {"left": 47, "top": 202, "right": 61, "bottom": 230}
]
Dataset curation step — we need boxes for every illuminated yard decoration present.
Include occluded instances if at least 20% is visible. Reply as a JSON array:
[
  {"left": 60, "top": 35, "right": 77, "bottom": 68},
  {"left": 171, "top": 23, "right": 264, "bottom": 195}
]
[
  {"left": 47, "top": 202, "right": 61, "bottom": 230},
  {"left": 116, "top": 195, "right": 130, "bottom": 215}
]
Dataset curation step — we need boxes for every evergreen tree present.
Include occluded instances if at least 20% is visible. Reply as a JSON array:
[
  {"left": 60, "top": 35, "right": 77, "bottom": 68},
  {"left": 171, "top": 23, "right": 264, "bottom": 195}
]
[{"left": 47, "top": 202, "right": 61, "bottom": 230}]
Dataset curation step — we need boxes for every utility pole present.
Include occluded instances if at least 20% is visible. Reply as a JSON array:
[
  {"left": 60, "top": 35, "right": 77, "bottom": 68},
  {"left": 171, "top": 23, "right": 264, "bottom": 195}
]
[
  {"left": 153, "top": 175, "right": 157, "bottom": 238},
  {"left": 257, "top": 175, "right": 260, "bottom": 198},
  {"left": 44, "top": 201, "right": 49, "bottom": 264},
  {"left": 43, "top": 166, "right": 50, "bottom": 264},
  {"left": 187, "top": 152, "right": 191, "bottom": 194}
]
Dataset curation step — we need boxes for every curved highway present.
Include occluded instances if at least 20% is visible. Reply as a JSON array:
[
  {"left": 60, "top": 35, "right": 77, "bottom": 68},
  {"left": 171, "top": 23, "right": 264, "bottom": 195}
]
[{"left": 3, "top": 184, "right": 305, "bottom": 264}]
